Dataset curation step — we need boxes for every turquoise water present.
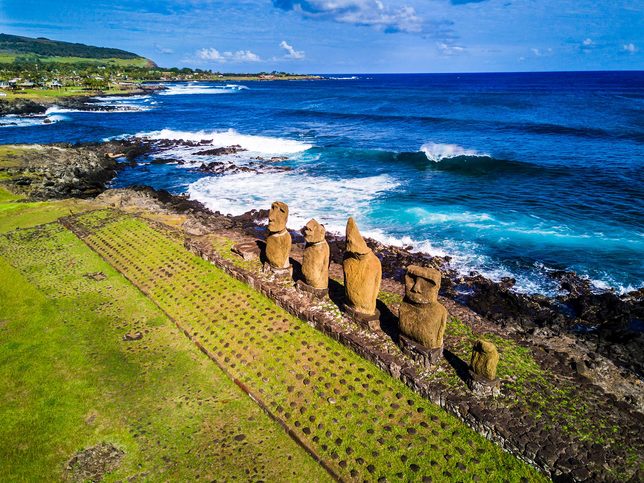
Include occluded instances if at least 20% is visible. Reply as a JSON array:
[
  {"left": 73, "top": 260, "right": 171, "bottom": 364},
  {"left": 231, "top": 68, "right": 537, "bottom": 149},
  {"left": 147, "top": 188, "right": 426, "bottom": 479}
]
[{"left": 1, "top": 72, "right": 642, "bottom": 294}]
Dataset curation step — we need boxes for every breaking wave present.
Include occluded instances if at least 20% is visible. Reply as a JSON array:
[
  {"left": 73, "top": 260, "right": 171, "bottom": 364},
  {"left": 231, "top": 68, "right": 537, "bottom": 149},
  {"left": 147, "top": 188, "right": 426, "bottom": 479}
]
[
  {"left": 188, "top": 171, "right": 399, "bottom": 233},
  {"left": 0, "top": 113, "right": 65, "bottom": 128},
  {"left": 420, "top": 142, "right": 489, "bottom": 162},
  {"left": 159, "top": 83, "right": 248, "bottom": 96},
  {"left": 133, "top": 128, "right": 313, "bottom": 154}
]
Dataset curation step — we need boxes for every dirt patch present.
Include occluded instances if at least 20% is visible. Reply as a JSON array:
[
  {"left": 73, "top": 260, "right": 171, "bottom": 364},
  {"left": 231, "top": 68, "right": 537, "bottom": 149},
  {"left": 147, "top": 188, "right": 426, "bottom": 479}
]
[
  {"left": 84, "top": 272, "right": 107, "bottom": 281},
  {"left": 65, "top": 442, "right": 124, "bottom": 482}
]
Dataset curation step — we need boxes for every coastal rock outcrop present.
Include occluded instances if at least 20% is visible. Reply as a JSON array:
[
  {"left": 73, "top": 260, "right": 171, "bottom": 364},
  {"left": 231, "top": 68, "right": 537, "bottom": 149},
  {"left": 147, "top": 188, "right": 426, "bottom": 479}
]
[
  {"left": 343, "top": 217, "right": 382, "bottom": 326},
  {"left": 194, "top": 145, "right": 247, "bottom": 156},
  {"left": 0, "top": 143, "right": 133, "bottom": 199}
]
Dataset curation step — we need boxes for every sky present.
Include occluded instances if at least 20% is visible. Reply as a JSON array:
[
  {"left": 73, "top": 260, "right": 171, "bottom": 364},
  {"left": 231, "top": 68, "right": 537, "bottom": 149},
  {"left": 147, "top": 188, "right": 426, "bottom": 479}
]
[{"left": 0, "top": 0, "right": 642, "bottom": 73}]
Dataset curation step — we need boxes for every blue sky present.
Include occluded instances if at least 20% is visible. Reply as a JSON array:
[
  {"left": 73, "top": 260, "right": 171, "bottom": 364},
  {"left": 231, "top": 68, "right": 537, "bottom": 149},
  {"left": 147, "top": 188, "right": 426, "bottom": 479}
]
[{"left": 1, "top": 0, "right": 642, "bottom": 73}]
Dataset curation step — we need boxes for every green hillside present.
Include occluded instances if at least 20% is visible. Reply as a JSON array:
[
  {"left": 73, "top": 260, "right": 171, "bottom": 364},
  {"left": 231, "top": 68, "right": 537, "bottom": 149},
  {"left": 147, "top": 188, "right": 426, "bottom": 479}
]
[{"left": 0, "top": 33, "right": 154, "bottom": 67}]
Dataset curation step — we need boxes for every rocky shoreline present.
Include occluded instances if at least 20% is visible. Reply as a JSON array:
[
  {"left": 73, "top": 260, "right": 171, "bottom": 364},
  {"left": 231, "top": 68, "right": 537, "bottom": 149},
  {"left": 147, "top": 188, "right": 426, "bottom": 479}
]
[
  {"left": 0, "top": 85, "right": 163, "bottom": 116},
  {"left": 88, "top": 186, "right": 643, "bottom": 480},
  {"left": 1, "top": 138, "right": 642, "bottom": 385},
  {"left": 2, "top": 140, "right": 643, "bottom": 480}
]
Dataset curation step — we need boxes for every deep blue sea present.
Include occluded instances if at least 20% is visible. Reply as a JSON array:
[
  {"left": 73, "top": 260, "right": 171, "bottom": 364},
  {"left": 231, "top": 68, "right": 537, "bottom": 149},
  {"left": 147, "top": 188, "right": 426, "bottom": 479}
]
[{"left": 2, "top": 72, "right": 643, "bottom": 295}]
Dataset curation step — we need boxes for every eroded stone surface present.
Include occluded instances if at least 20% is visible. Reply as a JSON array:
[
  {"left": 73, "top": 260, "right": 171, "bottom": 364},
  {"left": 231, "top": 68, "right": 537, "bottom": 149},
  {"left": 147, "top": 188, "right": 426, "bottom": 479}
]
[
  {"left": 265, "top": 201, "right": 291, "bottom": 270},
  {"left": 470, "top": 340, "right": 499, "bottom": 381},
  {"left": 399, "top": 265, "right": 448, "bottom": 351},
  {"left": 65, "top": 442, "right": 124, "bottom": 482},
  {"left": 301, "top": 219, "right": 330, "bottom": 290},
  {"left": 343, "top": 217, "right": 381, "bottom": 317}
]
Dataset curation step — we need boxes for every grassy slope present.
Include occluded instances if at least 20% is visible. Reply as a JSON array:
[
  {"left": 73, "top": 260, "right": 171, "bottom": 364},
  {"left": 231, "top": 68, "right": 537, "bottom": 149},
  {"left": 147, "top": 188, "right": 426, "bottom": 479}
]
[
  {"left": 0, "top": 181, "right": 97, "bottom": 233},
  {"left": 2, "top": 86, "right": 147, "bottom": 102},
  {"left": 210, "top": 232, "right": 642, "bottom": 472},
  {"left": 0, "top": 194, "right": 330, "bottom": 481},
  {"left": 70, "top": 209, "right": 544, "bottom": 482},
  {"left": 0, "top": 53, "right": 150, "bottom": 67}
]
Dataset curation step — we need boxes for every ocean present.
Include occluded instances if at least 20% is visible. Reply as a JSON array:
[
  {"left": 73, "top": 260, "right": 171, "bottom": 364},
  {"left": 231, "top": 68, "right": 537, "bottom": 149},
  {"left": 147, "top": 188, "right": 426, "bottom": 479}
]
[{"left": 1, "top": 72, "right": 642, "bottom": 295}]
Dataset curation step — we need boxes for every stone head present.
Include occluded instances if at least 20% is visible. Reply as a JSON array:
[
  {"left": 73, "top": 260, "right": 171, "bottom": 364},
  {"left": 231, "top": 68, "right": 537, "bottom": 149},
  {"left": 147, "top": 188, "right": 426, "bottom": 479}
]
[
  {"left": 405, "top": 265, "right": 441, "bottom": 304},
  {"left": 302, "top": 219, "right": 326, "bottom": 244},
  {"left": 268, "top": 201, "right": 288, "bottom": 232},
  {"left": 345, "top": 217, "right": 370, "bottom": 255},
  {"left": 473, "top": 339, "right": 496, "bottom": 357}
]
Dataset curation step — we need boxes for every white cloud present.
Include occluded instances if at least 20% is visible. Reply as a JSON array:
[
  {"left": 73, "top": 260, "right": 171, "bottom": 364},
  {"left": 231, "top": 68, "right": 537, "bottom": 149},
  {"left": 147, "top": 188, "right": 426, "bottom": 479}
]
[
  {"left": 531, "top": 47, "right": 553, "bottom": 57},
  {"left": 437, "top": 42, "right": 465, "bottom": 56},
  {"left": 154, "top": 43, "right": 174, "bottom": 54},
  {"left": 280, "top": 40, "right": 305, "bottom": 59},
  {"left": 623, "top": 43, "right": 637, "bottom": 53},
  {"left": 197, "top": 48, "right": 261, "bottom": 63},
  {"left": 272, "top": 0, "right": 422, "bottom": 33},
  {"left": 582, "top": 38, "right": 593, "bottom": 47}
]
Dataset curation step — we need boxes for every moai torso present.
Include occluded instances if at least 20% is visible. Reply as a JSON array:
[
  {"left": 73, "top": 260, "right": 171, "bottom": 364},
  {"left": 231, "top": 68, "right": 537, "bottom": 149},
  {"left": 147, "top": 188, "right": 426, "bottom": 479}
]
[
  {"left": 265, "top": 201, "right": 291, "bottom": 269},
  {"left": 266, "top": 230, "right": 292, "bottom": 268},
  {"left": 343, "top": 217, "right": 381, "bottom": 315},
  {"left": 470, "top": 340, "right": 499, "bottom": 380},
  {"left": 398, "top": 265, "right": 448, "bottom": 350},
  {"left": 302, "top": 219, "right": 329, "bottom": 289}
]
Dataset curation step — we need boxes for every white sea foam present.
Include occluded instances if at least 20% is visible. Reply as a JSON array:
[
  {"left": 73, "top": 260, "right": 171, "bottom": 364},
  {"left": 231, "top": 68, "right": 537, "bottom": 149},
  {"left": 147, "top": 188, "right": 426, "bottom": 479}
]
[
  {"left": 188, "top": 170, "right": 399, "bottom": 234},
  {"left": 135, "top": 128, "right": 313, "bottom": 154},
  {"left": 159, "top": 83, "right": 248, "bottom": 96},
  {"left": 420, "top": 142, "right": 489, "bottom": 162},
  {"left": 93, "top": 95, "right": 152, "bottom": 102},
  {"left": 186, "top": 168, "right": 552, "bottom": 292},
  {"left": 45, "top": 103, "right": 151, "bottom": 114},
  {"left": 328, "top": 76, "right": 359, "bottom": 80},
  {"left": 0, "top": 113, "right": 65, "bottom": 128},
  {"left": 407, "top": 207, "right": 494, "bottom": 225}
]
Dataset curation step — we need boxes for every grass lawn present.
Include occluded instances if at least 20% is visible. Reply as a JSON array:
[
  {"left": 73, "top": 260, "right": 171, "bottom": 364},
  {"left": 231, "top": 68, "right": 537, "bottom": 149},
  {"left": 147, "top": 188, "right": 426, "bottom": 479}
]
[
  {"left": 0, "top": 184, "right": 97, "bottom": 234},
  {"left": 0, "top": 209, "right": 330, "bottom": 481},
  {"left": 0, "top": 54, "right": 150, "bottom": 67},
  {"left": 2, "top": 85, "right": 146, "bottom": 102},
  {"left": 66, "top": 209, "right": 545, "bottom": 482}
]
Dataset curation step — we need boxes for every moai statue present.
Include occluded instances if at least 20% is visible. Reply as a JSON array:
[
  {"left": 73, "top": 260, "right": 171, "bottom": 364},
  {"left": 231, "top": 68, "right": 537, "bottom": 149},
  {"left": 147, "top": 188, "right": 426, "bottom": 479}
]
[
  {"left": 297, "top": 219, "right": 330, "bottom": 297},
  {"left": 264, "top": 201, "right": 292, "bottom": 277},
  {"left": 468, "top": 339, "right": 501, "bottom": 396},
  {"left": 398, "top": 265, "right": 448, "bottom": 367},
  {"left": 342, "top": 217, "right": 382, "bottom": 329}
]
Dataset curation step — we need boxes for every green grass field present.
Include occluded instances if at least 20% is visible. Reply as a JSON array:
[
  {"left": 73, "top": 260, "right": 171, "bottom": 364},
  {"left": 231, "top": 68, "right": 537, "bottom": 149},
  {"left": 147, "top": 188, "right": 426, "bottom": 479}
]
[
  {"left": 0, "top": 196, "right": 330, "bottom": 481},
  {"left": 64, "top": 209, "right": 544, "bottom": 482},
  {"left": 0, "top": 53, "right": 151, "bottom": 67},
  {"left": 0, "top": 178, "right": 545, "bottom": 480},
  {"left": 1, "top": 86, "right": 146, "bottom": 102}
]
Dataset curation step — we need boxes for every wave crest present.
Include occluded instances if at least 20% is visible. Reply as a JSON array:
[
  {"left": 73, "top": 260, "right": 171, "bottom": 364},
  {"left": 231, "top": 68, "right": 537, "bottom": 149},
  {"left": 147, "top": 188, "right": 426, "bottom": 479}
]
[
  {"left": 188, "top": 171, "right": 399, "bottom": 233},
  {"left": 159, "top": 84, "right": 248, "bottom": 96},
  {"left": 420, "top": 142, "right": 489, "bottom": 162},
  {"left": 133, "top": 128, "right": 313, "bottom": 155}
]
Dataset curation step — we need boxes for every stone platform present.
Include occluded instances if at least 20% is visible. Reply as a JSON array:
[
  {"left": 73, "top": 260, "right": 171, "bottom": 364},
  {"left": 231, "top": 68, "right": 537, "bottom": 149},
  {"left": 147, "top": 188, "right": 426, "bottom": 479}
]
[
  {"left": 398, "top": 335, "right": 443, "bottom": 368},
  {"left": 183, "top": 232, "right": 643, "bottom": 482}
]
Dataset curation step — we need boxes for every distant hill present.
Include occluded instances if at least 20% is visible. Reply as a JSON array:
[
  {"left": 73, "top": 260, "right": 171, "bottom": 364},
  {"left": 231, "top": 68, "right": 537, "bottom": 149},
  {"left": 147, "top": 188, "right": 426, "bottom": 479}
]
[{"left": 0, "top": 33, "right": 155, "bottom": 67}]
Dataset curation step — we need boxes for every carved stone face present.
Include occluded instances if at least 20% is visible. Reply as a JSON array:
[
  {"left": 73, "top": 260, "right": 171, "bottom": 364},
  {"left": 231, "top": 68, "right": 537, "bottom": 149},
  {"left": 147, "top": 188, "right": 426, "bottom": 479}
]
[
  {"left": 405, "top": 265, "right": 441, "bottom": 304},
  {"left": 302, "top": 219, "right": 325, "bottom": 244},
  {"left": 268, "top": 201, "right": 288, "bottom": 232},
  {"left": 345, "top": 217, "right": 370, "bottom": 255}
]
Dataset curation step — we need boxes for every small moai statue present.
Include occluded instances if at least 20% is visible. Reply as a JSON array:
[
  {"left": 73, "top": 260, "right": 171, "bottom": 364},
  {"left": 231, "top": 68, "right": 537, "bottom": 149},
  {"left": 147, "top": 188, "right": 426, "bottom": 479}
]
[
  {"left": 264, "top": 201, "right": 292, "bottom": 277},
  {"left": 342, "top": 217, "right": 382, "bottom": 329},
  {"left": 297, "top": 219, "right": 330, "bottom": 297},
  {"left": 398, "top": 265, "right": 448, "bottom": 367},
  {"left": 468, "top": 339, "right": 501, "bottom": 396}
]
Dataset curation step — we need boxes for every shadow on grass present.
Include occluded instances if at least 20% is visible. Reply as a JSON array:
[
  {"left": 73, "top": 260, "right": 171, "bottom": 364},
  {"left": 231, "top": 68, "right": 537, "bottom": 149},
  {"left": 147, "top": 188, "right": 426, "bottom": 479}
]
[{"left": 444, "top": 348, "right": 471, "bottom": 383}]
